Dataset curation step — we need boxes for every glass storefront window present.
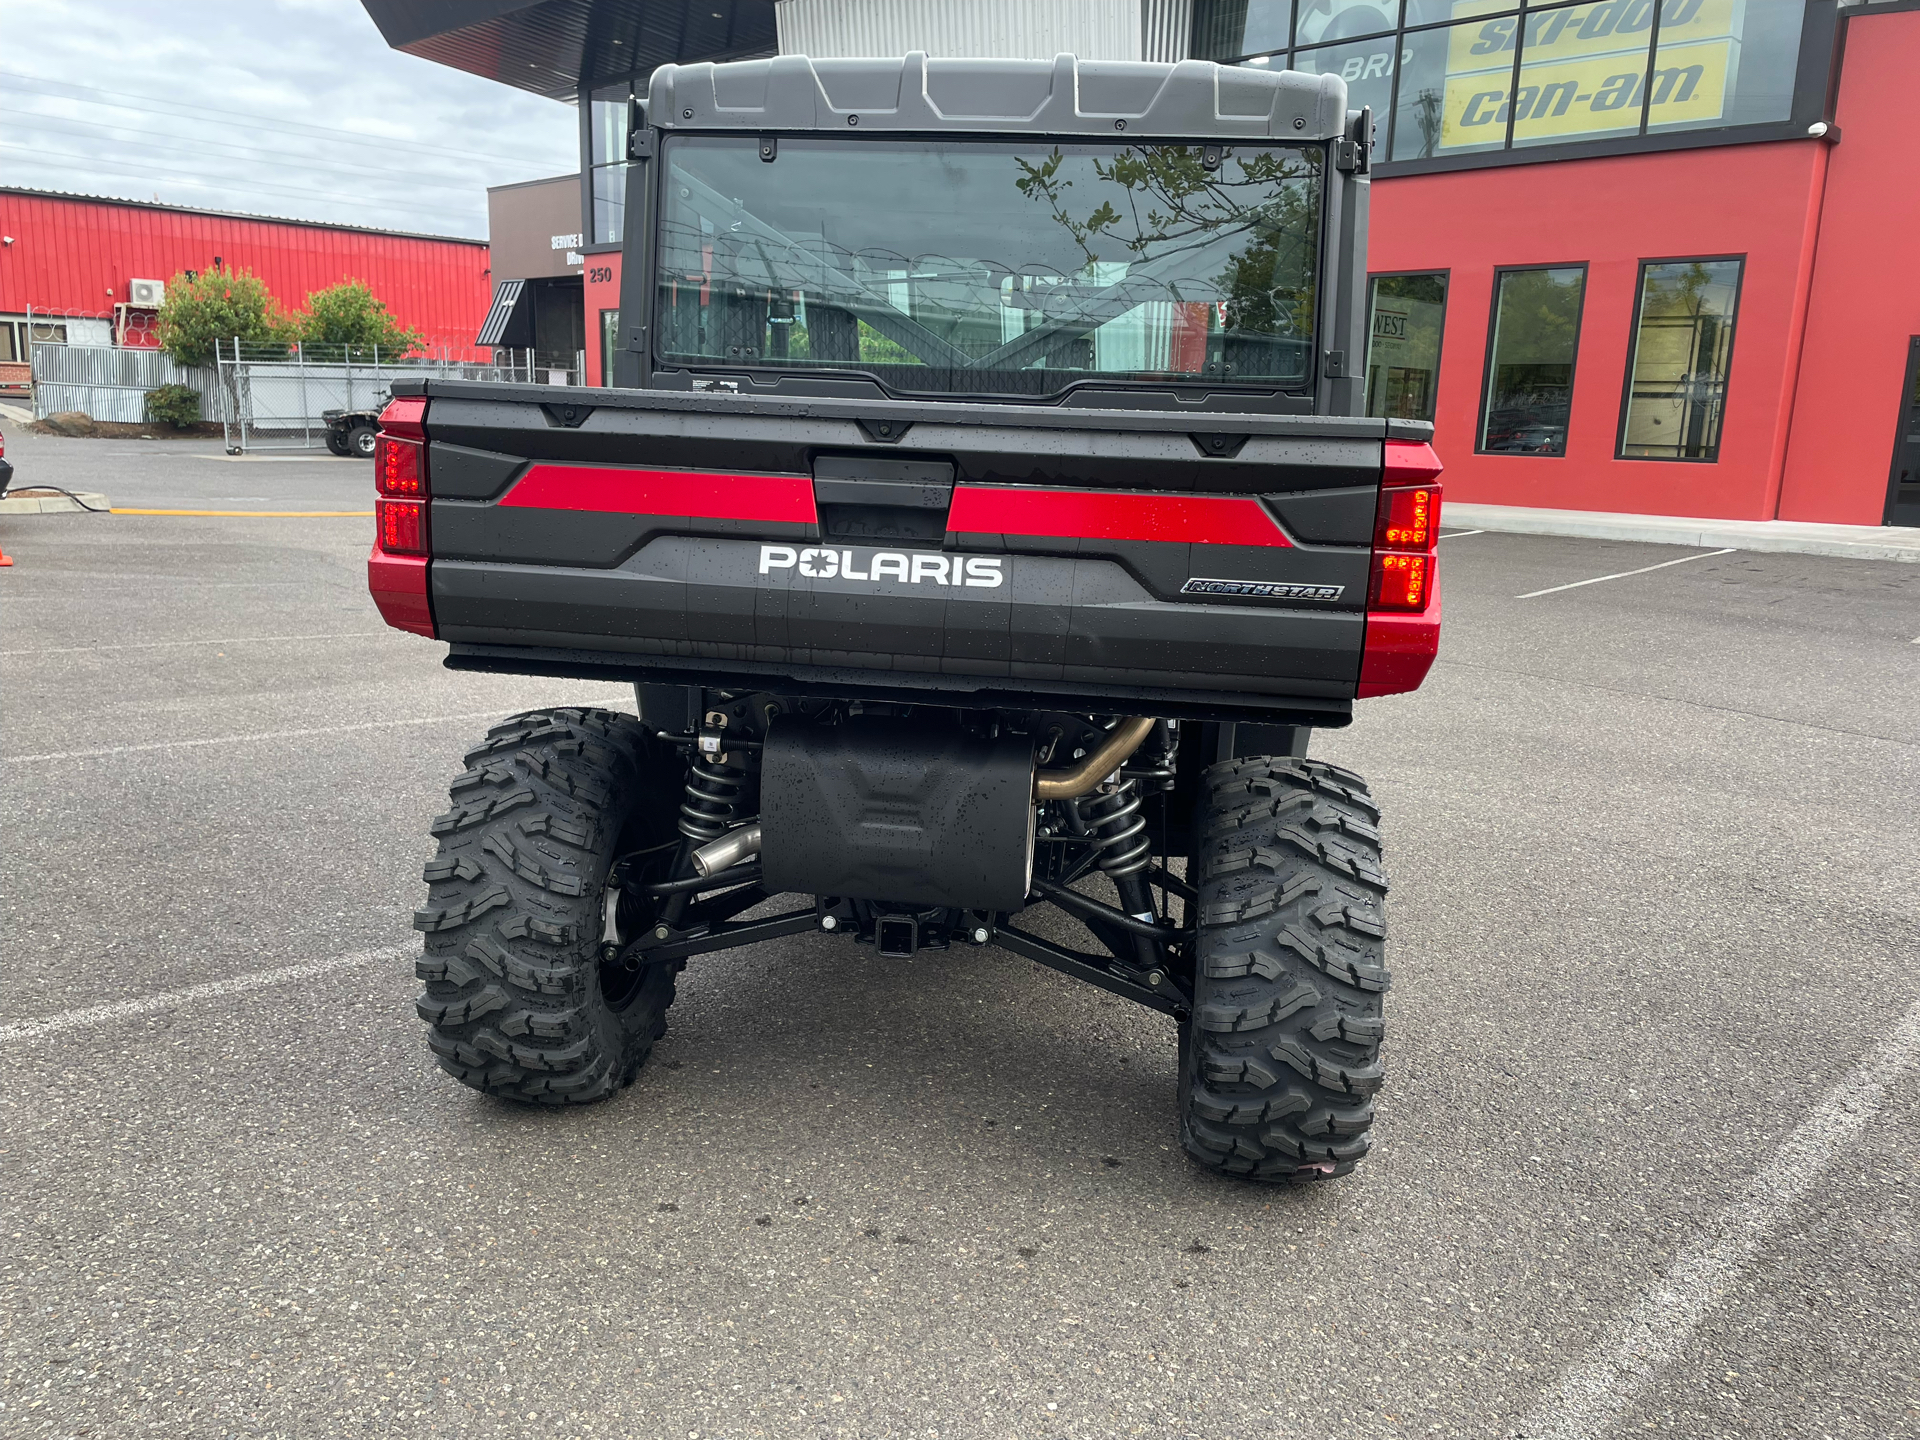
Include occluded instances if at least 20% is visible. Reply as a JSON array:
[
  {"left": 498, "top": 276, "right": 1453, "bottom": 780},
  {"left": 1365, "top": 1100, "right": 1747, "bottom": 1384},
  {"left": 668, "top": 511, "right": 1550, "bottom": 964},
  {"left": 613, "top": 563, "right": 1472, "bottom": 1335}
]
[
  {"left": 1294, "top": 0, "right": 1401, "bottom": 47},
  {"left": 1392, "top": 23, "right": 1494, "bottom": 160},
  {"left": 600, "top": 308, "right": 621, "bottom": 388},
  {"left": 1479, "top": 265, "right": 1586, "bottom": 456},
  {"left": 1507, "top": 1, "right": 1654, "bottom": 149},
  {"left": 1653, "top": 0, "right": 1805, "bottom": 133},
  {"left": 1376, "top": 0, "right": 1816, "bottom": 163},
  {"left": 590, "top": 81, "right": 637, "bottom": 244},
  {"left": 1618, "top": 258, "right": 1741, "bottom": 460},
  {"left": 1366, "top": 272, "right": 1449, "bottom": 421},
  {"left": 593, "top": 162, "right": 630, "bottom": 245},
  {"left": 1192, "top": 0, "right": 1291, "bottom": 61},
  {"left": 1293, "top": 31, "right": 1402, "bottom": 125},
  {"left": 590, "top": 83, "right": 632, "bottom": 167}
]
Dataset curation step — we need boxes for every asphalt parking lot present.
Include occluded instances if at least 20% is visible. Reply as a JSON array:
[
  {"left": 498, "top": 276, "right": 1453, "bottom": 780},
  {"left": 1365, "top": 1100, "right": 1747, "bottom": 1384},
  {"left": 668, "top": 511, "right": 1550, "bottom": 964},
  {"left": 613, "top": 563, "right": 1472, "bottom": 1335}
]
[{"left": 2, "top": 424, "right": 1916, "bottom": 1440}]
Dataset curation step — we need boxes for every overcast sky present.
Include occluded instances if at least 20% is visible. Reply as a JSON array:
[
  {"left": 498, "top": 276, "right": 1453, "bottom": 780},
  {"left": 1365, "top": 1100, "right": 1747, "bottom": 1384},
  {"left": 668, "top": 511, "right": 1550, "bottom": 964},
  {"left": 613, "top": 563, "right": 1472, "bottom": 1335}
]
[{"left": 1, "top": 0, "right": 581, "bottom": 238}]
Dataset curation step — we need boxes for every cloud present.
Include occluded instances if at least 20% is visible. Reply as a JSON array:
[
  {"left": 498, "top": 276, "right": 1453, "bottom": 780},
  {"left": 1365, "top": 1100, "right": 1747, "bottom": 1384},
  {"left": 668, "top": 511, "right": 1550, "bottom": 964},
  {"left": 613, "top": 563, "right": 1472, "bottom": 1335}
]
[{"left": 0, "top": 0, "right": 580, "bottom": 238}]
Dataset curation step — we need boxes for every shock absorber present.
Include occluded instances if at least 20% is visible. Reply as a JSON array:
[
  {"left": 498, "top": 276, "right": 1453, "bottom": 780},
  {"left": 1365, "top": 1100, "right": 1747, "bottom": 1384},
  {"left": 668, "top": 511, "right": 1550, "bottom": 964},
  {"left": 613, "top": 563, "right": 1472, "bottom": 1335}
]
[
  {"left": 679, "top": 752, "right": 747, "bottom": 844},
  {"left": 1073, "top": 778, "right": 1162, "bottom": 975},
  {"left": 1073, "top": 780, "right": 1150, "bottom": 880}
]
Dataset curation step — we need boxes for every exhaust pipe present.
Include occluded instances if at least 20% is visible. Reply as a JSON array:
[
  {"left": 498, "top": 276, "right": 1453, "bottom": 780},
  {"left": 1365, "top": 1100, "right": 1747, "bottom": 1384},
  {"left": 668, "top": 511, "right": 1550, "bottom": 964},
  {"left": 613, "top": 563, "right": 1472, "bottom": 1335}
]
[
  {"left": 690, "top": 822, "right": 762, "bottom": 877},
  {"left": 1033, "top": 718, "right": 1155, "bottom": 800}
]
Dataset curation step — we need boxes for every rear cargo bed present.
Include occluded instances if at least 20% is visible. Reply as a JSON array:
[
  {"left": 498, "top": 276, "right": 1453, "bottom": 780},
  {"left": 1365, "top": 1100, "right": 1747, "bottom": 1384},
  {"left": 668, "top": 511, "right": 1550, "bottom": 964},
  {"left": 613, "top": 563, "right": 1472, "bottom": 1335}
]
[{"left": 400, "top": 379, "right": 1433, "bottom": 725}]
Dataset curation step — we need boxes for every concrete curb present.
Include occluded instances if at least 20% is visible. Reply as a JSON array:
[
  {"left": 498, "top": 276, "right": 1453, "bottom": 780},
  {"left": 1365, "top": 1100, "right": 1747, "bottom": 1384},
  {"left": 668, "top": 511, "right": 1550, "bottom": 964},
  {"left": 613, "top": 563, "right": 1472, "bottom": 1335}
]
[
  {"left": 1445, "top": 503, "right": 1920, "bottom": 563},
  {"left": 0, "top": 490, "right": 111, "bottom": 514}
]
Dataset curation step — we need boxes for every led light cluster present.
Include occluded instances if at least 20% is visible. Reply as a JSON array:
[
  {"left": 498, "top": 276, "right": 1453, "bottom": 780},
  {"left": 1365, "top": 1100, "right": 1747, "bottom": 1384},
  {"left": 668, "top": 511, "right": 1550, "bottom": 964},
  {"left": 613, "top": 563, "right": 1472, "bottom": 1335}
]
[
  {"left": 1369, "top": 441, "right": 1443, "bottom": 612},
  {"left": 374, "top": 395, "right": 429, "bottom": 557}
]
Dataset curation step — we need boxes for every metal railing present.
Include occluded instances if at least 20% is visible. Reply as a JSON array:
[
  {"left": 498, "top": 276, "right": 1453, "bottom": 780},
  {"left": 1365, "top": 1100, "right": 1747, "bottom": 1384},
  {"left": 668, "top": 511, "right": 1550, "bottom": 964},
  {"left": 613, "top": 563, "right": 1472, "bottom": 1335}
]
[{"left": 24, "top": 338, "right": 592, "bottom": 449}]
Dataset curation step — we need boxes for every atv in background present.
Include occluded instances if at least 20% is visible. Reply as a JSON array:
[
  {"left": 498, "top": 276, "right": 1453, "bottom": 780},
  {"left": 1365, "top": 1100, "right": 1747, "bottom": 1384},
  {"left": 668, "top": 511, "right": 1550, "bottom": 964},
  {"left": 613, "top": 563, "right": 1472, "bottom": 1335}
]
[
  {"left": 369, "top": 53, "right": 1438, "bottom": 1184},
  {"left": 322, "top": 408, "right": 380, "bottom": 458}
]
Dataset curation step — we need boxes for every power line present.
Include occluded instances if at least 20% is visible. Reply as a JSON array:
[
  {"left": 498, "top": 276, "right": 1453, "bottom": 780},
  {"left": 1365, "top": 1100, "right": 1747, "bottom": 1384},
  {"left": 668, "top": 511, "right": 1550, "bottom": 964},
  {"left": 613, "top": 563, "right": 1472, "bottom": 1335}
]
[
  {"left": 0, "top": 108, "right": 502, "bottom": 195},
  {"left": 0, "top": 71, "right": 573, "bottom": 169},
  {"left": 0, "top": 143, "right": 483, "bottom": 234}
]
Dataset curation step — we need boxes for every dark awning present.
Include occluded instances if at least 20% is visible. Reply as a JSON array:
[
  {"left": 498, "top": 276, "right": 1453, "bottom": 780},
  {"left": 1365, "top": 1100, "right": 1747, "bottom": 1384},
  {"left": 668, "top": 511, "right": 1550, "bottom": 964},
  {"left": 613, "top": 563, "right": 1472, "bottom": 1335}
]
[
  {"left": 360, "top": 0, "right": 778, "bottom": 99},
  {"left": 476, "top": 279, "right": 531, "bottom": 347}
]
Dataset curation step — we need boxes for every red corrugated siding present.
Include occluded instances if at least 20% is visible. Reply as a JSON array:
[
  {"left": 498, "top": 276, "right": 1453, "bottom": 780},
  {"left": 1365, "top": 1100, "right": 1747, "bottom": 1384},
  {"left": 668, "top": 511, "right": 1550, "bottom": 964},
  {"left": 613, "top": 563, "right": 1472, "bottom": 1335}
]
[{"left": 0, "top": 190, "right": 492, "bottom": 354}]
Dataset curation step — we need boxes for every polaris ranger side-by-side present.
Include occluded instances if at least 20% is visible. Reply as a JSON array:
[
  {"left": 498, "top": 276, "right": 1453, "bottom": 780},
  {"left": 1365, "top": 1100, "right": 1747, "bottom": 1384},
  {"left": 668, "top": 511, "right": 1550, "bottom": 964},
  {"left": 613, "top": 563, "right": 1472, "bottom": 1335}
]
[{"left": 368, "top": 54, "right": 1441, "bottom": 1183}]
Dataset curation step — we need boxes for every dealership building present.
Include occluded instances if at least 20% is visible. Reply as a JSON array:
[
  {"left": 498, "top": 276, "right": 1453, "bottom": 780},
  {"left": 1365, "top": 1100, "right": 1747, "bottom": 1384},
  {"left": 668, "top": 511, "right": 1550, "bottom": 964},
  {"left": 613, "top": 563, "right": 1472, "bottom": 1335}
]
[{"left": 368, "top": 0, "right": 1920, "bottom": 527}]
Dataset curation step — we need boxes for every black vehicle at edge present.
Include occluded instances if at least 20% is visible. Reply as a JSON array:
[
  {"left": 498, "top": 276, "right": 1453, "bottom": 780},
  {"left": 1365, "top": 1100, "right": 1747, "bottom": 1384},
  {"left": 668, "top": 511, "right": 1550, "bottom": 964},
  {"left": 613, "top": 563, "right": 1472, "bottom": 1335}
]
[{"left": 368, "top": 53, "right": 1442, "bottom": 1183}]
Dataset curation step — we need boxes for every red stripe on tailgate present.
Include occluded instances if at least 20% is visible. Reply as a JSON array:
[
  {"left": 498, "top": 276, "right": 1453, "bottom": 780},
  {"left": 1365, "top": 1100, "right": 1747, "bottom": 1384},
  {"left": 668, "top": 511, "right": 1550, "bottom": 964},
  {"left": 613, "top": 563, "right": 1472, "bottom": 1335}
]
[
  {"left": 500, "top": 464, "right": 817, "bottom": 523},
  {"left": 948, "top": 486, "right": 1291, "bottom": 548}
]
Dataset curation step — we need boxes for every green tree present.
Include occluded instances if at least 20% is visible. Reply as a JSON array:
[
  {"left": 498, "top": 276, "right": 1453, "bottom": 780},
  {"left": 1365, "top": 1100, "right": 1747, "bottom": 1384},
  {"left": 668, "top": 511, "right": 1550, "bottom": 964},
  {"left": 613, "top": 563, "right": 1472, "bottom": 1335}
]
[
  {"left": 296, "top": 279, "right": 422, "bottom": 360},
  {"left": 155, "top": 267, "right": 292, "bottom": 367}
]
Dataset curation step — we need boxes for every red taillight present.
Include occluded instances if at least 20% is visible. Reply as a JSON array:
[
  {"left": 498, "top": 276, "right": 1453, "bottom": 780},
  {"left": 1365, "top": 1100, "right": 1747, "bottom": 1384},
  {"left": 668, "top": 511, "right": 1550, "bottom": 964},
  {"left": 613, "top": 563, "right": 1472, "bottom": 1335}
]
[
  {"left": 1368, "top": 439, "right": 1444, "bottom": 616},
  {"left": 377, "top": 435, "right": 423, "bottom": 496},
  {"left": 369, "top": 395, "right": 433, "bottom": 635},
  {"left": 375, "top": 393, "right": 427, "bottom": 498},
  {"left": 1375, "top": 485, "right": 1439, "bottom": 551},
  {"left": 1370, "top": 551, "right": 1429, "bottom": 609},
  {"left": 1360, "top": 439, "right": 1445, "bottom": 697},
  {"left": 378, "top": 498, "right": 425, "bottom": 555}
]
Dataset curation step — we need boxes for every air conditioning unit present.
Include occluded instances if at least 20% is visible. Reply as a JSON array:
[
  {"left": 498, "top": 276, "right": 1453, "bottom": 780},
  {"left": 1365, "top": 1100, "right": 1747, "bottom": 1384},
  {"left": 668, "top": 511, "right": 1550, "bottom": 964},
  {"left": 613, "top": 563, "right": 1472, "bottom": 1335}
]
[{"left": 128, "top": 278, "right": 165, "bottom": 308}]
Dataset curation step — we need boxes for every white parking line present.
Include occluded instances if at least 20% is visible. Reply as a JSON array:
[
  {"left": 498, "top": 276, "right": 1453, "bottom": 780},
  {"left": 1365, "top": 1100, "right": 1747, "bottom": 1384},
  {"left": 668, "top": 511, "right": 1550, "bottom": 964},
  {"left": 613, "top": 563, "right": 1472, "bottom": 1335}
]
[
  {"left": 1439, "top": 529, "right": 1487, "bottom": 539},
  {"left": 0, "top": 943, "right": 415, "bottom": 1045},
  {"left": 1, "top": 630, "right": 389, "bottom": 657},
  {"left": 2, "top": 705, "right": 624, "bottom": 764},
  {"left": 1515, "top": 548, "right": 1736, "bottom": 600},
  {"left": 1518, "top": 995, "right": 1920, "bottom": 1440}
]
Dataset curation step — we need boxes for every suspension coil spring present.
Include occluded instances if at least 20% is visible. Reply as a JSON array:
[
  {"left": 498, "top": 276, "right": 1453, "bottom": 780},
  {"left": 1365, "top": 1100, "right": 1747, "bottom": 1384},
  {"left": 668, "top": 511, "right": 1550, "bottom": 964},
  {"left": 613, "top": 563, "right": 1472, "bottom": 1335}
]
[
  {"left": 678, "top": 754, "right": 746, "bottom": 843},
  {"left": 1073, "top": 779, "right": 1151, "bottom": 879}
]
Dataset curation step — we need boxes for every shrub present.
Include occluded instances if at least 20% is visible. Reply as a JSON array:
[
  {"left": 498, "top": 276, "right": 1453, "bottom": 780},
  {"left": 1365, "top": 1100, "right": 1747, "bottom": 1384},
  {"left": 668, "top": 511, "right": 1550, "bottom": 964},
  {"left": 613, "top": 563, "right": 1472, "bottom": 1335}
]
[
  {"left": 144, "top": 384, "right": 202, "bottom": 429},
  {"left": 156, "top": 268, "right": 292, "bottom": 367},
  {"left": 296, "top": 279, "right": 423, "bottom": 361}
]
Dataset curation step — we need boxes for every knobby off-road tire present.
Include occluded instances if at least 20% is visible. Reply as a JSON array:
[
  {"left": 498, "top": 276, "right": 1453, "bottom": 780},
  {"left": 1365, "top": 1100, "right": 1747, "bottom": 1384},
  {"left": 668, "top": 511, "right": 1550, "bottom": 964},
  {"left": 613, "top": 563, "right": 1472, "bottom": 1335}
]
[
  {"left": 1180, "top": 757, "right": 1390, "bottom": 1183},
  {"left": 412, "top": 707, "right": 681, "bottom": 1104}
]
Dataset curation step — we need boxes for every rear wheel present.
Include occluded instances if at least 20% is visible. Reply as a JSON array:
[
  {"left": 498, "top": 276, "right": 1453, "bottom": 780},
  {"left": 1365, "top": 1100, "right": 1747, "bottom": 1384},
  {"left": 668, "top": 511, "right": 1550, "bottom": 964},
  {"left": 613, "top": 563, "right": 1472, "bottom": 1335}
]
[
  {"left": 412, "top": 707, "right": 683, "bottom": 1104},
  {"left": 1179, "top": 757, "right": 1390, "bottom": 1182},
  {"left": 324, "top": 431, "right": 349, "bottom": 456}
]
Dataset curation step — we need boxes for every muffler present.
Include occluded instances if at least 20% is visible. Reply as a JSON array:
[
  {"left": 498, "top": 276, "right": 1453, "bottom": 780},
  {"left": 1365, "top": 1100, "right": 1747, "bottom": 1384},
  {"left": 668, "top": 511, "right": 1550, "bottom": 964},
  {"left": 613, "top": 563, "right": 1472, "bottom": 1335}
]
[{"left": 759, "top": 716, "right": 1034, "bottom": 911}]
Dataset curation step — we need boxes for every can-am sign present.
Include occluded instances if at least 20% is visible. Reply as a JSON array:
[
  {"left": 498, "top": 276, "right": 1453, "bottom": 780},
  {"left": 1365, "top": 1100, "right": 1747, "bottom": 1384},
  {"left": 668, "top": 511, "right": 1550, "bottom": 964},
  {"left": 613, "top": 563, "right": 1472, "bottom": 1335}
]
[{"left": 1440, "top": 0, "right": 1739, "bottom": 150}]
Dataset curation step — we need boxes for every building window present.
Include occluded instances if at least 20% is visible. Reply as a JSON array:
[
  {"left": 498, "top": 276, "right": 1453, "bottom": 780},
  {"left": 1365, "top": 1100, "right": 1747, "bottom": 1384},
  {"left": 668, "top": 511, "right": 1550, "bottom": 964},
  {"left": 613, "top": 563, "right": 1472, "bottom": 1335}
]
[
  {"left": 1193, "top": 1, "right": 1813, "bottom": 166},
  {"left": 1479, "top": 265, "right": 1587, "bottom": 457},
  {"left": 1365, "top": 272, "right": 1448, "bottom": 422},
  {"left": 1618, "top": 257, "right": 1741, "bottom": 461},
  {"left": 589, "top": 81, "right": 635, "bottom": 244},
  {"left": 600, "top": 308, "right": 620, "bottom": 387}
]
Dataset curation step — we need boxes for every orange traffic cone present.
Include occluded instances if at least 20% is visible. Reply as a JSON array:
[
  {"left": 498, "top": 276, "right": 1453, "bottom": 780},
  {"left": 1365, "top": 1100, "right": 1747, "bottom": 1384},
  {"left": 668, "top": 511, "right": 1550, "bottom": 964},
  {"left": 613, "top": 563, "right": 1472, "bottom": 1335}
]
[{"left": 0, "top": 540, "right": 12, "bottom": 567}]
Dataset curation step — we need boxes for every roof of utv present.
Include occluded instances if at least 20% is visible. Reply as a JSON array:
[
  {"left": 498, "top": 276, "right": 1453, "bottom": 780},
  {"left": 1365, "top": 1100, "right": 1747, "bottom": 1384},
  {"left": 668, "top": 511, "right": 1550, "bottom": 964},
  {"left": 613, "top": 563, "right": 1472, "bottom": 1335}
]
[{"left": 648, "top": 52, "right": 1351, "bottom": 144}]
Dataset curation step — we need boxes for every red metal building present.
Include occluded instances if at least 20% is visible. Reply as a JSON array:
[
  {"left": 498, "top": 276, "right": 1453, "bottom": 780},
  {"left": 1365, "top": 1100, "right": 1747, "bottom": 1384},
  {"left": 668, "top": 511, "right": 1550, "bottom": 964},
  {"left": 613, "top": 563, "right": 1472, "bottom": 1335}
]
[{"left": 0, "top": 187, "right": 493, "bottom": 365}]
